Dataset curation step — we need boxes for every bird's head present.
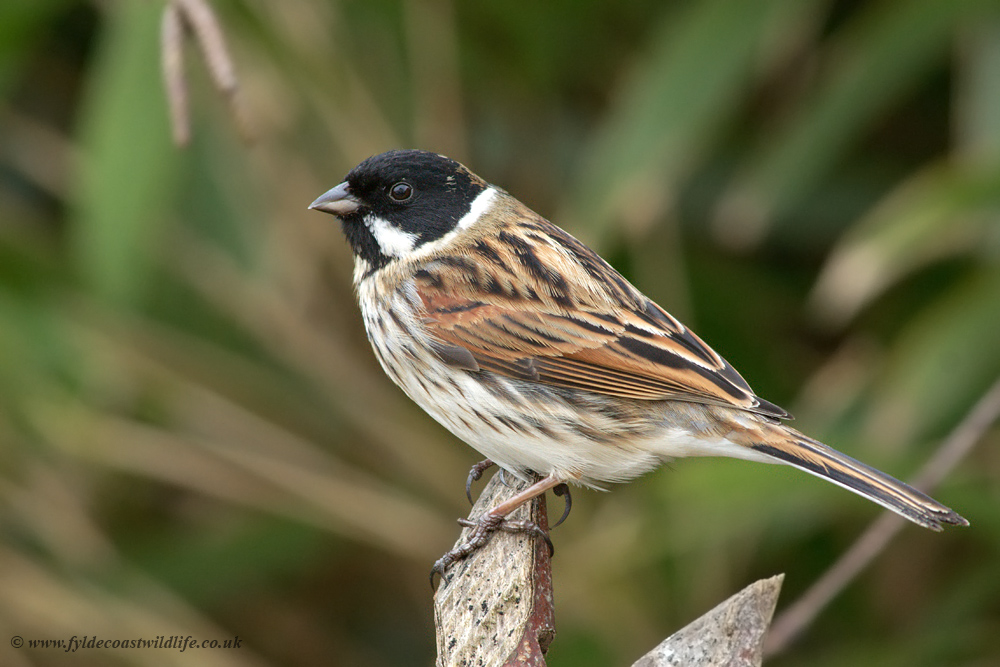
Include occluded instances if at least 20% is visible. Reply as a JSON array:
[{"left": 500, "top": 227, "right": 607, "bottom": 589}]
[{"left": 309, "top": 150, "right": 496, "bottom": 271}]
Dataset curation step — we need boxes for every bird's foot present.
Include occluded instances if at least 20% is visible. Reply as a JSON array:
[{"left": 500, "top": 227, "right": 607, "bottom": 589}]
[{"left": 430, "top": 512, "right": 553, "bottom": 587}]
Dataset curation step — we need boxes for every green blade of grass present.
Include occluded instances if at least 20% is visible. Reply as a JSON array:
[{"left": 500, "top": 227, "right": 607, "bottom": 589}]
[
  {"left": 713, "top": 0, "right": 989, "bottom": 248},
  {"left": 72, "top": 1, "right": 177, "bottom": 307}
]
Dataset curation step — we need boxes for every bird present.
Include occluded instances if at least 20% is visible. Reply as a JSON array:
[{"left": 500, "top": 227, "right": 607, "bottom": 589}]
[{"left": 309, "top": 149, "right": 968, "bottom": 577}]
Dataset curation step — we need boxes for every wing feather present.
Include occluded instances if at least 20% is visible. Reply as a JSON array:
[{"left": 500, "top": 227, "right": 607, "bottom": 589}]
[{"left": 412, "top": 207, "right": 789, "bottom": 419}]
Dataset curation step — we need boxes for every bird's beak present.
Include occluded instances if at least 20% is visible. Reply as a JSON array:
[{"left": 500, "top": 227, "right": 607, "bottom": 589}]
[{"left": 309, "top": 182, "right": 361, "bottom": 216}]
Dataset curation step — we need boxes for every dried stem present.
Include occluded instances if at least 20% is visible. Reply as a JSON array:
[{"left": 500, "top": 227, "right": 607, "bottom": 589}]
[
  {"left": 160, "top": 3, "right": 189, "bottom": 146},
  {"left": 160, "top": 0, "right": 252, "bottom": 147},
  {"left": 433, "top": 473, "right": 555, "bottom": 666},
  {"left": 633, "top": 575, "right": 784, "bottom": 667},
  {"left": 765, "top": 376, "right": 1000, "bottom": 656}
]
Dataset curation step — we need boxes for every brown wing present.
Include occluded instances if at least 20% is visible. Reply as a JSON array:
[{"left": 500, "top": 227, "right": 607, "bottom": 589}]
[{"left": 411, "top": 208, "right": 789, "bottom": 419}]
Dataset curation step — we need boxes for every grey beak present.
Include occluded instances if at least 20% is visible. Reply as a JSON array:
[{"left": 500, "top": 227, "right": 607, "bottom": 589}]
[{"left": 309, "top": 182, "right": 361, "bottom": 216}]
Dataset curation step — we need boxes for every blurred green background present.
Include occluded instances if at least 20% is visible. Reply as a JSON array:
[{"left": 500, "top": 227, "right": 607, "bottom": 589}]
[{"left": 1, "top": 0, "right": 999, "bottom": 665}]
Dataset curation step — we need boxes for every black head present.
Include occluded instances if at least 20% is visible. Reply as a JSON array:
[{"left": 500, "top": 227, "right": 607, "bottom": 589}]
[{"left": 309, "top": 150, "right": 490, "bottom": 270}]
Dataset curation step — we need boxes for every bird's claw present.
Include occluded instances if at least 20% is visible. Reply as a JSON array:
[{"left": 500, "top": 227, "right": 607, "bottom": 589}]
[
  {"left": 429, "top": 512, "right": 553, "bottom": 589},
  {"left": 465, "top": 459, "right": 495, "bottom": 505},
  {"left": 551, "top": 483, "right": 572, "bottom": 528}
]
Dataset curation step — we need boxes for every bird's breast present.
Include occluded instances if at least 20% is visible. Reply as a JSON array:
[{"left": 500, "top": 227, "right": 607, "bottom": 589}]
[{"left": 353, "top": 277, "right": 667, "bottom": 486}]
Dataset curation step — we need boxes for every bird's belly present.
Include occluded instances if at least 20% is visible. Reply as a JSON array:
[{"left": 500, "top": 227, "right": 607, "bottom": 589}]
[
  {"left": 357, "top": 285, "right": 715, "bottom": 486},
  {"left": 370, "top": 341, "right": 664, "bottom": 486}
]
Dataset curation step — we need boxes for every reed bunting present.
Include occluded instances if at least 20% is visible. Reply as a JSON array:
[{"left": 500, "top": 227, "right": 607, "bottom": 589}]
[{"left": 310, "top": 150, "right": 967, "bottom": 577}]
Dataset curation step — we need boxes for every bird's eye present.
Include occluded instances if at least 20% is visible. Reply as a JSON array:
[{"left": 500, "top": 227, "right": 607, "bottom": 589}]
[{"left": 389, "top": 182, "right": 413, "bottom": 201}]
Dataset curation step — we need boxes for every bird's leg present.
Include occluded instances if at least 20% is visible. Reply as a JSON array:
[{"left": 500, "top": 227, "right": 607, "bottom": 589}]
[
  {"left": 432, "top": 473, "right": 563, "bottom": 586},
  {"left": 465, "top": 459, "right": 495, "bottom": 504}
]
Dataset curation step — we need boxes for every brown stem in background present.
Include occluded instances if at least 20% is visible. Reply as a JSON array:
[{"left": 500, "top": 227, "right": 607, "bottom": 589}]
[
  {"left": 765, "top": 376, "right": 1000, "bottom": 657},
  {"left": 160, "top": 0, "right": 252, "bottom": 147},
  {"left": 161, "top": 3, "right": 189, "bottom": 146}
]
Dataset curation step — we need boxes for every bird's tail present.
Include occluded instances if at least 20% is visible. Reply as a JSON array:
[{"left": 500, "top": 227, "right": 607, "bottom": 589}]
[{"left": 747, "top": 426, "right": 968, "bottom": 531}]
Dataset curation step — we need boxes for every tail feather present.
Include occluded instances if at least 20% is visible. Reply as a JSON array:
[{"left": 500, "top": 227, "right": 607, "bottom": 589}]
[{"left": 749, "top": 430, "right": 968, "bottom": 531}]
